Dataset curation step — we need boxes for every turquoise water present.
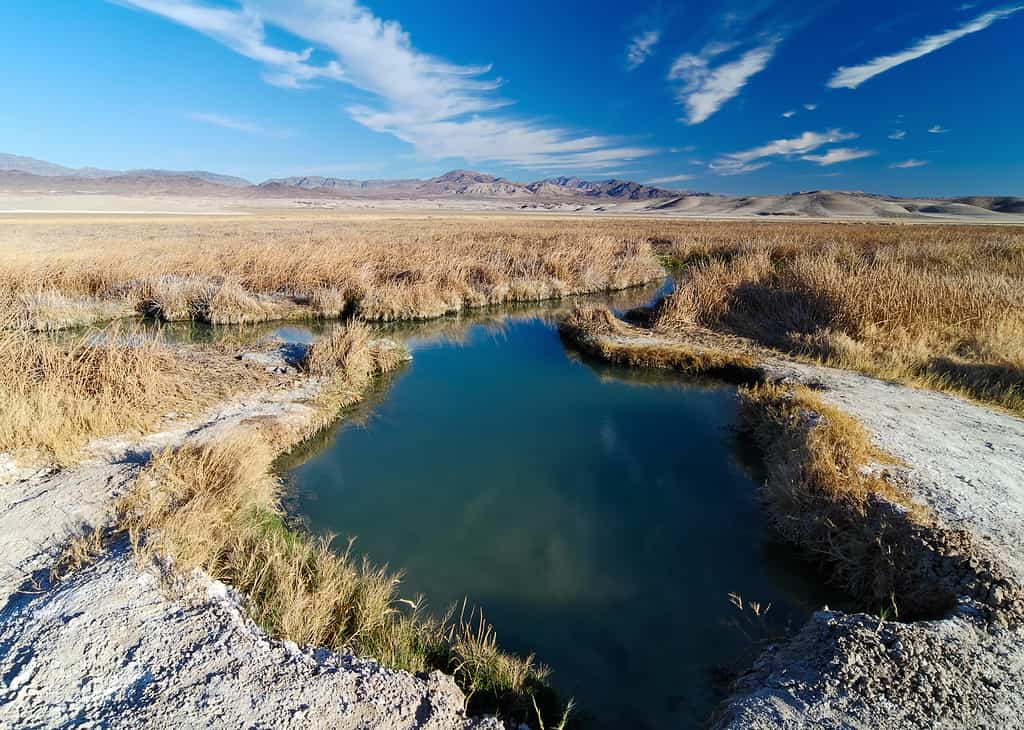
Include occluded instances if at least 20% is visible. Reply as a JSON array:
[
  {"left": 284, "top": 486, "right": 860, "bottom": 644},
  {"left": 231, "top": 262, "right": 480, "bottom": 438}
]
[{"left": 284, "top": 291, "right": 841, "bottom": 728}]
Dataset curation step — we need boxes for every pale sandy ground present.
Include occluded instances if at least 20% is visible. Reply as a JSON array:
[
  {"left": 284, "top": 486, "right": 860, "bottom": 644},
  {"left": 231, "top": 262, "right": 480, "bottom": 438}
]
[{"left": 2, "top": 191, "right": 1024, "bottom": 223}]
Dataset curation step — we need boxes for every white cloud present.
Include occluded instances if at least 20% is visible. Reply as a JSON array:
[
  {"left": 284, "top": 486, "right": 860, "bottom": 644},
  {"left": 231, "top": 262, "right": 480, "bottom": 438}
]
[
  {"left": 348, "top": 113, "right": 655, "bottom": 169},
  {"left": 928, "top": 125, "right": 949, "bottom": 134},
  {"left": 890, "top": 159, "right": 929, "bottom": 168},
  {"left": 782, "top": 110, "right": 796, "bottom": 118},
  {"left": 800, "top": 147, "right": 876, "bottom": 165},
  {"left": 889, "top": 130, "right": 907, "bottom": 140},
  {"left": 647, "top": 174, "right": 694, "bottom": 184},
  {"left": 114, "top": 0, "right": 657, "bottom": 170},
  {"left": 709, "top": 160, "right": 770, "bottom": 176},
  {"left": 828, "top": 5, "right": 1023, "bottom": 89},
  {"left": 803, "top": 103, "right": 817, "bottom": 111},
  {"left": 114, "top": 0, "right": 344, "bottom": 88},
  {"left": 710, "top": 129, "right": 858, "bottom": 175},
  {"left": 626, "top": 30, "right": 661, "bottom": 70},
  {"left": 726, "top": 129, "right": 858, "bottom": 162},
  {"left": 669, "top": 37, "right": 779, "bottom": 124},
  {"left": 186, "top": 111, "right": 275, "bottom": 135}
]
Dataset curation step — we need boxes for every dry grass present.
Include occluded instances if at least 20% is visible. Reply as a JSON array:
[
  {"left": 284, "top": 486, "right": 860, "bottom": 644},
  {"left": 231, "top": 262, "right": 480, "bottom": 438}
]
[
  {"left": 0, "top": 215, "right": 664, "bottom": 329},
  {"left": 12, "top": 213, "right": 1017, "bottom": 410},
  {"left": 741, "top": 383, "right": 913, "bottom": 514},
  {"left": 559, "top": 304, "right": 763, "bottom": 381},
  {"left": 49, "top": 524, "right": 108, "bottom": 584},
  {"left": 300, "top": 321, "right": 409, "bottom": 379},
  {"left": 1, "top": 289, "right": 134, "bottom": 331},
  {"left": 739, "top": 383, "right": 964, "bottom": 618},
  {"left": 0, "top": 325, "right": 186, "bottom": 464},
  {"left": 652, "top": 222, "right": 1024, "bottom": 412},
  {"left": 0, "top": 321, "right": 275, "bottom": 465}
]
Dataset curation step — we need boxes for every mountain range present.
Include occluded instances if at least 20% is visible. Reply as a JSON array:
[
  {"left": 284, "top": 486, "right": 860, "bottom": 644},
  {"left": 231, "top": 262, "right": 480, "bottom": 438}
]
[
  {"left": 1, "top": 152, "right": 1022, "bottom": 219},
  {"left": 0, "top": 154, "right": 689, "bottom": 200},
  {"left": 0, "top": 153, "right": 251, "bottom": 187},
  {"left": 259, "top": 169, "right": 691, "bottom": 200}
]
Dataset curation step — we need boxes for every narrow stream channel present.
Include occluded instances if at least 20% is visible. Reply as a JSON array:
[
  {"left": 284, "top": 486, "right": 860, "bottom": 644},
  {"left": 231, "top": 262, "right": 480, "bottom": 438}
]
[{"left": 278, "top": 282, "right": 845, "bottom": 729}]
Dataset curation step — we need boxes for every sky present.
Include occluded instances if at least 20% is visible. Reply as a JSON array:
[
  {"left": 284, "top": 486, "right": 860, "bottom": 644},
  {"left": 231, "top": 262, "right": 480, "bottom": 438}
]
[{"left": 1, "top": 0, "right": 1022, "bottom": 195}]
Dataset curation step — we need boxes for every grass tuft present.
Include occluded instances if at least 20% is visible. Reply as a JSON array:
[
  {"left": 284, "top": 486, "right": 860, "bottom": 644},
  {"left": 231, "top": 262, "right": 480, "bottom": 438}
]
[
  {"left": 49, "top": 524, "right": 109, "bottom": 583},
  {"left": 737, "top": 383, "right": 980, "bottom": 618},
  {"left": 560, "top": 304, "right": 763, "bottom": 381}
]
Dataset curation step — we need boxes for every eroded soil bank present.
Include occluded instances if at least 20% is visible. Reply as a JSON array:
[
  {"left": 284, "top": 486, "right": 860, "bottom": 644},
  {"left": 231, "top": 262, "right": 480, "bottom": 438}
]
[{"left": 560, "top": 311, "right": 1024, "bottom": 728}]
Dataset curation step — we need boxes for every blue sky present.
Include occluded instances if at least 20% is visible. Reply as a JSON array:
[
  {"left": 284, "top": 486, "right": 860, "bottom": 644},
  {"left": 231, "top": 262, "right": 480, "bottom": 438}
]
[{"left": 1, "top": 0, "right": 1022, "bottom": 194}]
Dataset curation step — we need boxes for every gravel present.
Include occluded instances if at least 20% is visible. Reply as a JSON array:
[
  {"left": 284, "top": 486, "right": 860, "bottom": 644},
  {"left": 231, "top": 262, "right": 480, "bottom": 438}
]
[{"left": 0, "top": 542, "right": 495, "bottom": 729}]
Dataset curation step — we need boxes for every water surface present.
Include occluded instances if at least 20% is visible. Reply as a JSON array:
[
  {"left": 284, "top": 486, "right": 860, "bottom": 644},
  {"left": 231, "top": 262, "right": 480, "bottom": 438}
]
[{"left": 284, "top": 288, "right": 841, "bottom": 728}]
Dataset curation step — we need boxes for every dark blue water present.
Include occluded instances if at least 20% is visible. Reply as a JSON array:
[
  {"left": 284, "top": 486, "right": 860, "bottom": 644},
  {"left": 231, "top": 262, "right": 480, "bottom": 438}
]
[{"left": 285, "top": 296, "right": 840, "bottom": 728}]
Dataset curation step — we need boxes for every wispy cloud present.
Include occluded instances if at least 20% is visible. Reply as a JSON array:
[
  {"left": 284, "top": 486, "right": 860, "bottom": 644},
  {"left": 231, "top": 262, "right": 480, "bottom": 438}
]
[
  {"left": 710, "top": 129, "right": 858, "bottom": 175},
  {"left": 782, "top": 110, "right": 796, "bottom": 118},
  {"left": 647, "top": 174, "right": 694, "bottom": 184},
  {"left": 185, "top": 111, "right": 278, "bottom": 136},
  {"left": 800, "top": 147, "right": 876, "bottom": 165},
  {"left": 114, "top": 0, "right": 657, "bottom": 171},
  {"left": 626, "top": 30, "right": 661, "bottom": 70},
  {"left": 710, "top": 160, "right": 771, "bottom": 176},
  {"left": 928, "top": 125, "right": 949, "bottom": 134},
  {"left": 889, "top": 130, "right": 907, "bottom": 140},
  {"left": 828, "top": 5, "right": 1023, "bottom": 89},
  {"left": 669, "top": 37, "right": 780, "bottom": 124},
  {"left": 803, "top": 103, "right": 817, "bottom": 111},
  {"left": 114, "top": 0, "right": 344, "bottom": 88},
  {"left": 890, "top": 159, "right": 929, "bottom": 168}
]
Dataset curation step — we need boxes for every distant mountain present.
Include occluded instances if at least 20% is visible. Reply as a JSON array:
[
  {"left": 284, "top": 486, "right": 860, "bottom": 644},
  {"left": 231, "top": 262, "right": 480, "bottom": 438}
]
[
  {"left": 261, "top": 176, "right": 379, "bottom": 192},
  {"left": 260, "top": 169, "right": 690, "bottom": 200},
  {"left": 123, "top": 169, "right": 251, "bottom": 187},
  {"left": 0, "top": 153, "right": 250, "bottom": 187},
  {"left": 0, "top": 169, "right": 246, "bottom": 196},
  {"left": 0, "top": 153, "right": 84, "bottom": 177},
  {"left": 418, "top": 169, "right": 531, "bottom": 196},
  {"left": 539, "top": 177, "right": 693, "bottom": 200}
]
